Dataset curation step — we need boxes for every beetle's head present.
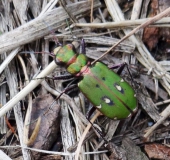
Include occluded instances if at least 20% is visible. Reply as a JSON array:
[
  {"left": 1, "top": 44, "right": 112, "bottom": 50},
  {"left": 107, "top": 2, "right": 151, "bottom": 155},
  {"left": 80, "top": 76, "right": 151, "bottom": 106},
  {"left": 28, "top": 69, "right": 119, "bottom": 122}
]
[{"left": 53, "top": 44, "right": 77, "bottom": 66}]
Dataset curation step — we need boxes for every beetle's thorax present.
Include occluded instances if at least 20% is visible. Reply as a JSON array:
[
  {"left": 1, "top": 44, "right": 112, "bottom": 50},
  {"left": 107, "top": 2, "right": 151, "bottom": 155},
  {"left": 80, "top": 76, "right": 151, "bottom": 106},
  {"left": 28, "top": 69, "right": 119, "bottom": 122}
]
[
  {"left": 67, "top": 54, "right": 88, "bottom": 75},
  {"left": 54, "top": 44, "right": 88, "bottom": 75},
  {"left": 76, "top": 62, "right": 91, "bottom": 76}
]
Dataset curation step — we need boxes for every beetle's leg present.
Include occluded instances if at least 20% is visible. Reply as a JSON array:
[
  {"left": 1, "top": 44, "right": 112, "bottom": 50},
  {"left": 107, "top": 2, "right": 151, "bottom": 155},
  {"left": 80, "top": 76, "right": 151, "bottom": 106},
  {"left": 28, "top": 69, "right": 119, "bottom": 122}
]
[
  {"left": 117, "top": 63, "right": 137, "bottom": 89},
  {"left": 43, "top": 74, "right": 74, "bottom": 84},
  {"left": 49, "top": 74, "right": 74, "bottom": 80},
  {"left": 33, "top": 74, "right": 74, "bottom": 81},
  {"left": 47, "top": 75, "right": 78, "bottom": 95},
  {"left": 86, "top": 106, "right": 96, "bottom": 120},
  {"left": 44, "top": 84, "right": 78, "bottom": 115},
  {"left": 56, "top": 84, "right": 78, "bottom": 100},
  {"left": 109, "top": 62, "right": 135, "bottom": 85},
  {"left": 108, "top": 62, "right": 127, "bottom": 75},
  {"left": 116, "top": 63, "right": 127, "bottom": 75},
  {"left": 110, "top": 63, "right": 140, "bottom": 99},
  {"left": 86, "top": 107, "right": 109, "bottom": 144}
]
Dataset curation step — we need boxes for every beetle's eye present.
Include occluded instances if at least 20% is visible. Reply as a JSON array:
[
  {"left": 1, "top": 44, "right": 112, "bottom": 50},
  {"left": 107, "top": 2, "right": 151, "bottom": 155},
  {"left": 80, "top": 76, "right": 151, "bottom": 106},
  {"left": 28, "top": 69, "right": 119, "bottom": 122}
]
[
  {"left": 67, "top": 44, "right": 73, "bottom": 49},
  {"left": 53, "top": 46, "right": 62, "bottom": 55}
]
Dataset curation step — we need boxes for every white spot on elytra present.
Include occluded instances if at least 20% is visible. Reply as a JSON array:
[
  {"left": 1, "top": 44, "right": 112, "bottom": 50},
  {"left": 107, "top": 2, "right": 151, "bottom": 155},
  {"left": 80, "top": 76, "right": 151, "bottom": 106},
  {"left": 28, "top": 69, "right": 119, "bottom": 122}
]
[
  {"left": 104, "top": 98, "right": 111, "bottom": 104},
  {"left": 115, "top": 84, "right": 122, "bottom": 91},
  {"left": 134, "top": 94, "right": 136, "bottom": 97},
  {"left": 120, "top": 79, "right": 124, "bottom": 82},
  {"left": 97, "top": 104, "right": 102, "bottom": 108},
  {"left": 114, "top": 117, "right": 118, "bottom": 120},
  {"left": 127, "top": 113, "right": 132, "bottom": 118},
  {"left": 133, "top": 107, "right": 138, "bottom": 112}
]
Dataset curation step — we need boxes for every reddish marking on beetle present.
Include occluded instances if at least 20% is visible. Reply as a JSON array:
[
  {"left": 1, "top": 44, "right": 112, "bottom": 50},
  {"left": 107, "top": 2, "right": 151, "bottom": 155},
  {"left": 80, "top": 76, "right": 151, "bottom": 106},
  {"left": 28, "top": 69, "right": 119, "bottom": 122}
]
[
  {"left": 76, "top": 61, "right": 91, "bottom": 76},
  {"left": 66, "top": 54, "right": 77, "bottom": 66}
]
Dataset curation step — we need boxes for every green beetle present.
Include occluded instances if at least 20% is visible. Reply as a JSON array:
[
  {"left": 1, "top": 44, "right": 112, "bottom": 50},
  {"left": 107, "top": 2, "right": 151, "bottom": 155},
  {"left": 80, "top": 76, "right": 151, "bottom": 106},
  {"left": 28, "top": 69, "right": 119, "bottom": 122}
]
[{"left": 54, "top": 44, "right": 137, "bottom": 120}]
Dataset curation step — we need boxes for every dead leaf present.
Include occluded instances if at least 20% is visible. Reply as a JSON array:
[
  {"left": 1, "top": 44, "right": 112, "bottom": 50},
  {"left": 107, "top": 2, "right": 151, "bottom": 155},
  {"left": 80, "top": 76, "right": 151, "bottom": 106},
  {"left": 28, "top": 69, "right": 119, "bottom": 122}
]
[
  {"left": 145, "top": 143, "right": 170, "bottom": 159},
  {"left": 143, "top": 27, "right": 160, "bottom": 50},
  {"left": 29, "top": 94, "right": 60, "bottom": 159}
]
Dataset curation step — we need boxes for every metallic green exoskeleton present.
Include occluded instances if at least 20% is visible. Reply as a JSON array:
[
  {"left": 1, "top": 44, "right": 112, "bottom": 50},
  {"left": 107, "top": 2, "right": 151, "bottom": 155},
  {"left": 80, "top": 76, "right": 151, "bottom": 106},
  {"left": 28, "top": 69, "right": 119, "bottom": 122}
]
[{"left": 54, "top": 44, "right": 137, "bottom": 120}]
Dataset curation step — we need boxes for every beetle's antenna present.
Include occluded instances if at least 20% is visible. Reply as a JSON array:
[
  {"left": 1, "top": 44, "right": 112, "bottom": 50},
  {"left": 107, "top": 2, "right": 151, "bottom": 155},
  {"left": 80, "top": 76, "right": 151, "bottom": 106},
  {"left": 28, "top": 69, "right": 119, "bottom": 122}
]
[
  {"left": 42, "top": 20, "right": 62, "bottom": 46},
  {"left": 59, "top": 0, "right": 77, "bottom": 23},
  {"left": 60, "top": 0, "right": 78, "bottom": 41},
  {"left": 66, "top": 18, "right": 77, "bottom": 40},
  {"left": 20, "top": 51, "right": 55, "bottom": 58},
  {"left": 86, "top": 116, "right": 108, "bottom": 144}
]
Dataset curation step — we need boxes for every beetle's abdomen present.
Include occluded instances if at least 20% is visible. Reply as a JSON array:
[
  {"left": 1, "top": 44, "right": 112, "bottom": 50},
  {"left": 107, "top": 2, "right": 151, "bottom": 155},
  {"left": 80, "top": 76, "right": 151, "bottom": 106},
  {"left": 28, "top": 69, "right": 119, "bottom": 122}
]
[{"left": 78, "top": 62, "right": 137, "bottom": 120}]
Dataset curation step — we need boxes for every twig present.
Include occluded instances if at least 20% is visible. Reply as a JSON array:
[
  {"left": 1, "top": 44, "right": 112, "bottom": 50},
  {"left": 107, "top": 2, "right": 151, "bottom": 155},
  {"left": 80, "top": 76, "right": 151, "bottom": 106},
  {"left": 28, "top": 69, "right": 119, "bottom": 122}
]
[
  {"left": 90, "top": 0, "right": 94, "bottom": 23},
  {"left": 0, "top": 0, "right": 101, "bottom": 54},
  {"left": 75, "top": 110, "right": 101, "bottom": 160},
  {"left": 156, "top": 99, "right": 170, "bottom": 106},
  {"left": 0, "top": 61, "right": 57, "bottom": 117},
  {"left": 26, "top": 117, "right": 41, "bottom": 146},
  {"left": 92, "top": 7, "right": 170, "bottom": 64},
  {"left": 74, "top": 17, "right": 170, "bottom": 28},
  {"left": 144, "top": 104, "right": 170, "bottom": 138},
  {"left": 0, "top": 48, "right": 21, "bottom": 74}
]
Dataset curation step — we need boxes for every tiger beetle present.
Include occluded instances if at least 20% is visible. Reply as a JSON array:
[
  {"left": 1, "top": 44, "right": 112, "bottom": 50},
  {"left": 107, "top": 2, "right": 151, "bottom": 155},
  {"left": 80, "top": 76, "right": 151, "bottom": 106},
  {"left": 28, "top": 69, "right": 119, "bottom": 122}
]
[{"left": 50, "top": 40, "right": 138, "bottom": 120}]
